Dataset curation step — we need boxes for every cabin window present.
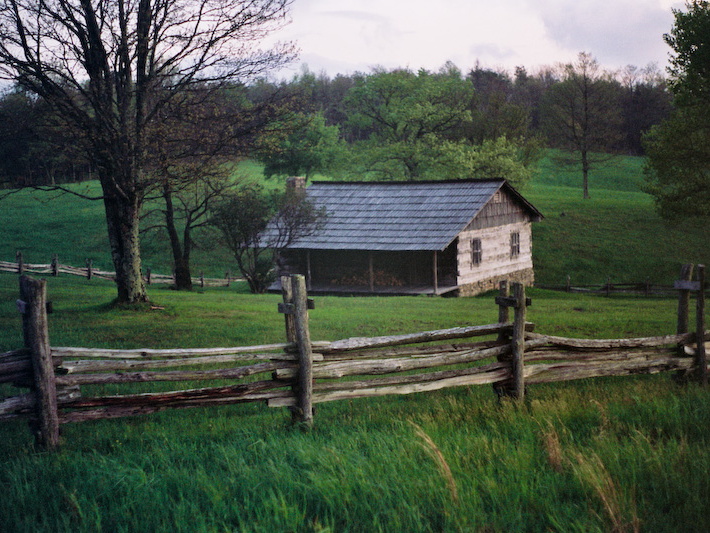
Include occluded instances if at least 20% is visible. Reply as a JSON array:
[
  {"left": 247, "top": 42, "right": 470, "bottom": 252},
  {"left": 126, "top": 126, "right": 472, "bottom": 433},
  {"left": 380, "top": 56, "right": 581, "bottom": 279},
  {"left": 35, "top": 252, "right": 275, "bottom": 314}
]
[
  {"left": 471, "top": 238, "right": 482, "bottom": 266},
  {"left": 510, "top": 232, "right": 520, "bottom": 258}
]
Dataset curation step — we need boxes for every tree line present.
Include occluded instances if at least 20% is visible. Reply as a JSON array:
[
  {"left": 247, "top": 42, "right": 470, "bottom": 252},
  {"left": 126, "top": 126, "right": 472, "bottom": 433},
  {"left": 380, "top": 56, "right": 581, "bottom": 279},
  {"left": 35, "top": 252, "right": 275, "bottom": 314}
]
[{"left": 0, "top": 54, "right": 671, "bottom": 190}]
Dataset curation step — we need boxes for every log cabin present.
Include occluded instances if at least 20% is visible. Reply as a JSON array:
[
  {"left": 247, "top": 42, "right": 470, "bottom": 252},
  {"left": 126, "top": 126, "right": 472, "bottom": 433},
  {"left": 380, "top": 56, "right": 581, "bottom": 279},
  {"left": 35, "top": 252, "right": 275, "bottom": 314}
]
[{"left": 273, "top": 177, "right": 543, "bottom": 296}]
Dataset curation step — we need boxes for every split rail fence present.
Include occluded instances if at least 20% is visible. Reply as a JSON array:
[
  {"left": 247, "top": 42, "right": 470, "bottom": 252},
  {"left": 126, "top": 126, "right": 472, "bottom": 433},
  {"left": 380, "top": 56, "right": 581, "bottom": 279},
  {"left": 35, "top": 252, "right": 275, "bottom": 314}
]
[
  {"left": 1, "top": 266, "right": 708, "bottom": 451},
  {"left": 1, "top": 252, "right": 239, "bottom": 287},
  {"left": 539, "top": 277, "right": 678, "bottom": 297}
]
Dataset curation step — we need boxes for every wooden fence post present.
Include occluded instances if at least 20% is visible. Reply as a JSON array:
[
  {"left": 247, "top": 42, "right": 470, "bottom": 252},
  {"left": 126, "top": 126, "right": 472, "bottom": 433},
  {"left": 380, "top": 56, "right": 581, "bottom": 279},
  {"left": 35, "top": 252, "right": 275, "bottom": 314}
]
[
  {"left": 511, "top": 282, "right": 527, "bottom": 401},
  {"left": 86, "top": 259, "right": 93, "bottom": 280},
  {"left": 677, "top": 264, "right": 694, "bottom": 340},
  {"left": 696, "top": 265, "right": 707, "bottom": 386},
  {"left": 281, "top": 276, "right": 296, "bottom": 344},
  {"left": 497, "top": 280, "right": 509, "bottom": 338},
  {"left": 225, "top": 271, "right": 231, "bottom": 288},
  {"left": 291, "top": 275, "right": 314, "bottom": 427},
  {"left": 19, "top": 276, "right": 60, "bottom": 450},
  {"left": 16, "top": 251, "right": 23, "bottom": 275},
  {"left": 51, "top": 254, "right": 59, "bottom": 277},
  {"left": 494, "top": 281, "right": 529, "bottom": 401},
  {"left": 200, "top": 272, "right": 205, "bottom": 289},
  {"left": 146, "top": 268, "right": 152, "bottom": 285}
]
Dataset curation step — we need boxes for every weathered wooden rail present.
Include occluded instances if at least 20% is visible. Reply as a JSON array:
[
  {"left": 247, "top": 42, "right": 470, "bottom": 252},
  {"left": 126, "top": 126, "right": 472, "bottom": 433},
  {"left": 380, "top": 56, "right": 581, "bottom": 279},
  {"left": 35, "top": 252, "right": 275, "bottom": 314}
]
[
  {"left": 1, "top": 266, "right": 707, "bottom": 450},
  {"left": 1, "top": 252, "right": 239, "bottom": 287}
]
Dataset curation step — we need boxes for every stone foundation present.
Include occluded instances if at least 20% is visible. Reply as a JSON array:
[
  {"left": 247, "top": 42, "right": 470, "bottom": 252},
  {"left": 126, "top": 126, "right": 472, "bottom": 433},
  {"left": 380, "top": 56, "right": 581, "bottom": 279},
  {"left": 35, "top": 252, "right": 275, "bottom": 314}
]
[{"left": 457, "top": 268, "right": 535, "bottom": 297}]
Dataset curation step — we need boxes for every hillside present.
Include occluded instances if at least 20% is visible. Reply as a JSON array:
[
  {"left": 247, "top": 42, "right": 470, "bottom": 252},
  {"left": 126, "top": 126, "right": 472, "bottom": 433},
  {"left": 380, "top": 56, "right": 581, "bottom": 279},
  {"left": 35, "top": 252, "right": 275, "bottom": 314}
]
[{"left": 1, "top": 154, "right": 708, "bottom": 285}]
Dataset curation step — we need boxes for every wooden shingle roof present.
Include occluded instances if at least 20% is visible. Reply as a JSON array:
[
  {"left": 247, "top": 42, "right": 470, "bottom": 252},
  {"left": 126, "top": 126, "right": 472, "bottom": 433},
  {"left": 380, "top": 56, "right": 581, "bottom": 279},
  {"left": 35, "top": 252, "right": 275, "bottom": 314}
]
[{"left": 285, "top": 179, "right": 542, "bottom": 252}]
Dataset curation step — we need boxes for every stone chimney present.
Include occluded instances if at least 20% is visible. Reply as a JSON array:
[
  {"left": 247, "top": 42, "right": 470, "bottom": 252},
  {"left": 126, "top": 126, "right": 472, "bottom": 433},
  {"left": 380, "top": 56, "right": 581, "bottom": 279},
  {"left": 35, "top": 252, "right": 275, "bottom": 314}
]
[{"left": 286, "top": 176, "right": 306, "bottom": 192}]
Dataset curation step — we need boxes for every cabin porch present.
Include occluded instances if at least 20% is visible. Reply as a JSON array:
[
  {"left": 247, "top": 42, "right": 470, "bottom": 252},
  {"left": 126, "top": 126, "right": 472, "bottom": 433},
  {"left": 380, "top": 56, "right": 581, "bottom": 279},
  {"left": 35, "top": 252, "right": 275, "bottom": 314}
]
[{"left": 275, "top": 246, "right": 459, "bottom": 296}]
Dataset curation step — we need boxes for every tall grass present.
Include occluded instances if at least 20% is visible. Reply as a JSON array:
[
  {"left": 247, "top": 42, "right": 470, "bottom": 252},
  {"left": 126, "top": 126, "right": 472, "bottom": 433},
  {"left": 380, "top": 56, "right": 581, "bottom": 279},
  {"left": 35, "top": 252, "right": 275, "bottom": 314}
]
[
  {"left": 1, "top": 153, "right": 709, "bottom": 531},
  {"left": 1, "top": 273, "right": 708, "bottom": 532}
]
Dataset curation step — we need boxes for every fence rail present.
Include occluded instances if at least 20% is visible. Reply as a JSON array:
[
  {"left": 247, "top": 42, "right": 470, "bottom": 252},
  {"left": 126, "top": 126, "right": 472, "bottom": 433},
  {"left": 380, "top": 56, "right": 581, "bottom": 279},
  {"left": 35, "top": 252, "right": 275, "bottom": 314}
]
[
  {"left": 537, "top": 278, "right": 677, "bottom": 297},
  {"left": 1, "top": 252, "right": 240, "bottom": 287},
  {"left": 1, "top": 265, "right": 708, "bottom": 450}
]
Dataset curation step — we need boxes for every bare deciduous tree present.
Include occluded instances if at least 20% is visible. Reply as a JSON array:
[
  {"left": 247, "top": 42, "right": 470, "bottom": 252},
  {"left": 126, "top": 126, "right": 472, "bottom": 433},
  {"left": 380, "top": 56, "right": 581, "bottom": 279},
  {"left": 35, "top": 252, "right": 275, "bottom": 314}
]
[
  {"left": 542, "top": 52, "right": 623, "bottom": 199},
  {"left": 0, "top": 0, "right": 296, "bottom": 303}
]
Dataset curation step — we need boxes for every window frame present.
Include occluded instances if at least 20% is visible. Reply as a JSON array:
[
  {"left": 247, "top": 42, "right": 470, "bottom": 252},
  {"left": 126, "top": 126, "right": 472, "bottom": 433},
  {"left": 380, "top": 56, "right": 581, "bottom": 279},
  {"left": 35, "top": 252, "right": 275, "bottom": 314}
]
[
  {"left": 510, "top": 232, "right": 520, "bottom": 258},
  {"left": 471, "top": 238, "right": 482, "bottom": 266}
]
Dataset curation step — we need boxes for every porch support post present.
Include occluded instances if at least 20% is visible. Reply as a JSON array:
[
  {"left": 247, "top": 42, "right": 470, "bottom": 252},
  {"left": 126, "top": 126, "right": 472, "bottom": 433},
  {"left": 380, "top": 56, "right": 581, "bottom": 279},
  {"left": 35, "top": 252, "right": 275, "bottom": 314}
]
[
  {"left": 368, "top": 252, "right": 374, "bottom": 292},
  {"left": 433, "top": 251, "right": 439, "bottom": 295},
  {"left": 306, "top": 250, "right": 312, "bottom": 290}
]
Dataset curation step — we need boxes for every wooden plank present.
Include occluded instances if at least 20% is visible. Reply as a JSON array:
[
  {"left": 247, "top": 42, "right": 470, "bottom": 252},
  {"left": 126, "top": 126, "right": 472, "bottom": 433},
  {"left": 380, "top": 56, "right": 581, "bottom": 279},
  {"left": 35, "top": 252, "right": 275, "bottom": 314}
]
[
  {"left": 525, "top": 356, "right": 694, "bottom": 384},
  {"left": 0, "top": 356, "right": 32, "bottom": 382},
  {"left": 322, "top": 322, "right": 531, "bottom": 353},
  {"left": 59, "top": 352, "right": 321, "bottom": 374},
  {"left": 58, "top": 380, "right": 285, "bottom": 411},
  {"left": 0, "top": 386, "right": 80, "bottom": 419},
  {"left": 312, "top": 361, "right": 508, "bottom": 392},
  {"left": 275, "top": 344, "right": 510, "bottom": 380},
  {"left": 55, "top": 361, "right": 286, "bottom": 386},
  {"left": 323, "top": 340, "right": 504, "bottom": 361},
  {"left": 269, "top": 366, "right": 510, "bottom": 407},
  {"left": 525, "top": 347, "right": 679, "bottom": 363},
  {"left": 525, "top": 331, "right": 694, "bottom": 350},
  {"left": 50, "top": 343, "right": 300, "bottom": 359},
  {"left": 58, "top": 386, "right": 292, "bottom": 424}
]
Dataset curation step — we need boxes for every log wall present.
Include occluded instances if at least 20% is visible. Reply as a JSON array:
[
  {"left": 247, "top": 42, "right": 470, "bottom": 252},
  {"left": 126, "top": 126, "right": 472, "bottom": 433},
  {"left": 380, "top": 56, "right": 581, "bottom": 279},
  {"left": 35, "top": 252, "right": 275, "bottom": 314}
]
[{"left": 456, "top": 221, "right": 534, "bottom": 293}]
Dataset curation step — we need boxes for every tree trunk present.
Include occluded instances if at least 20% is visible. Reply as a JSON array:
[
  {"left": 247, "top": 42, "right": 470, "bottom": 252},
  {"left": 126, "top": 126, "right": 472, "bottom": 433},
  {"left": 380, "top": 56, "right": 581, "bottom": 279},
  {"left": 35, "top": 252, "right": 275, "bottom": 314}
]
[
  {"left": 163, "top": 185, "right": 193, "bottom": 290},
  {"left": 581, "top": 149, "right": 590, "bottom": 199},
  {"left": 102, "top": 193, "right": 148, "bottom": 304}
]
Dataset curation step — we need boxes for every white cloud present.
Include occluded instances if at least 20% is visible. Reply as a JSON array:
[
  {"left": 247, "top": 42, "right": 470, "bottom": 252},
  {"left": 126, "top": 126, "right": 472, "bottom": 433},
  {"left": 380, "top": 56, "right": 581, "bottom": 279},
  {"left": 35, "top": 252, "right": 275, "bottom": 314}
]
[{"left": 268, "top": 0, "right": 678, "bottom": 77}]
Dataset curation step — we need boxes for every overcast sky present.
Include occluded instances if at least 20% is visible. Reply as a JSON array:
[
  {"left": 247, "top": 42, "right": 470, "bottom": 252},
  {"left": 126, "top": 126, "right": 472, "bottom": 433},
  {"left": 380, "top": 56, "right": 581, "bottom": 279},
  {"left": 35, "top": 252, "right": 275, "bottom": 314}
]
[{"left": 269, "top": 0, "right": 684, "bottom": 78}]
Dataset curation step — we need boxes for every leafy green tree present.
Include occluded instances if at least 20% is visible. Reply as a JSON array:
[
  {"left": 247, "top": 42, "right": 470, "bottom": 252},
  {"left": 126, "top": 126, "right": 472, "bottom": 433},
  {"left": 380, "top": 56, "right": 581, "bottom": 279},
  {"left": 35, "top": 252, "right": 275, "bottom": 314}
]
[
  {"left": 210, "top": 184, "right": 324, "bottom": 293},
  {"left": 258, "top": 112, "right": 344, "bottom": 180},
  {"left": 343, "top": 68, "right": 475, "bottom": 180},
  {"left": 542, "top": 52, "right": 623, "bottom": 199},
  {"left": 644, "top": 1, "right": 710, "bottom": 219}
]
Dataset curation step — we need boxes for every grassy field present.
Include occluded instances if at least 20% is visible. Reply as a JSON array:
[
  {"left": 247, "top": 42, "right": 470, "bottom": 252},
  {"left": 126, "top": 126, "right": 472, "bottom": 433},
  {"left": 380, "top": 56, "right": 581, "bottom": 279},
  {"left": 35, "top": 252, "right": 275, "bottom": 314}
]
[
  {"left": 0, "top": 273, "right": 708, "bottom": 532},
  {"left": 2, "top": 154, "right": 710, "bottom": 285},
  {"left": 1, "top": 155, "right": 709, "bottom": 532}
]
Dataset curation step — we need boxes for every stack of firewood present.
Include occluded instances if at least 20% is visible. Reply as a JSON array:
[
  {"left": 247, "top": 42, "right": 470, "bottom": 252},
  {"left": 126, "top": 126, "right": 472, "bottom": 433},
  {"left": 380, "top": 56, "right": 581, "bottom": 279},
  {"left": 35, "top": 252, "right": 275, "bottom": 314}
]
[{"left": 330, "top": 270, "right": 405, "bottom": 287}]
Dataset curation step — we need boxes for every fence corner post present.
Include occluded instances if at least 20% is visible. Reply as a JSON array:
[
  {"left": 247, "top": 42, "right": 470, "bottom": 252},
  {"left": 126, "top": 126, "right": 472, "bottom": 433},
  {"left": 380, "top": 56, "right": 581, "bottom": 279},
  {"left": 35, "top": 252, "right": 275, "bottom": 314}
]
[
  {"left": 291, "top": 274, "right": 314, "bottom": 428},
  {"left": 696, "top": 265, "right": 707, "bottom": 386},
  {"left": 511, "top": 282, "right": 527, "bottom": 402},
  {"left": 19, "top": 276, "right": 60, "bottom": 450},
  {"left": 677, "top": 264, "right": 694, "bottom": 340},
  {"left": 497, "top": 280, "right": 509, "bottom": 338}
]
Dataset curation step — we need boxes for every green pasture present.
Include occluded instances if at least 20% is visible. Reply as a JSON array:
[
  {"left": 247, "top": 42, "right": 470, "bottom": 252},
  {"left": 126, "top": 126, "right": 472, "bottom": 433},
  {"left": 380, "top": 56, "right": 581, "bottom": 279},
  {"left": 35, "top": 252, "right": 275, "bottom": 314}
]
[{"left": 2, "top": 153, "right": 709, "bottom": 287}]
